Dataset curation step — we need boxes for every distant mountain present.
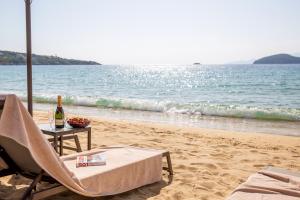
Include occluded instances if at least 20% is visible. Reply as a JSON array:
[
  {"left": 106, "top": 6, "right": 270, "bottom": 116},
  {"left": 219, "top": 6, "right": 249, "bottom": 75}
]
[
  {"left": 254, "top": 54, "right": 300, "bottom": 64},
  {"left": 0, "top": 50, "right": 101, "bottom": 65}
]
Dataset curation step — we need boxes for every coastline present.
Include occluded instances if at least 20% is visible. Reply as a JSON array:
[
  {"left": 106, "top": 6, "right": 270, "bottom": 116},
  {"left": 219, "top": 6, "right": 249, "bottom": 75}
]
[
  {"left": 34, "top": 103, "right": 300, "bottom": 136},
  {"left": 1, "top": 110, "right": 299, "bottom": 199}
]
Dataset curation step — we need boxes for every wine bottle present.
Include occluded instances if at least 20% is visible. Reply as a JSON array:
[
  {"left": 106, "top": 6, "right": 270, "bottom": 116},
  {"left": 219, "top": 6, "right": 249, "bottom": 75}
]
[{"left": 55, "top": 95, "right": 65, "bottom": 128}]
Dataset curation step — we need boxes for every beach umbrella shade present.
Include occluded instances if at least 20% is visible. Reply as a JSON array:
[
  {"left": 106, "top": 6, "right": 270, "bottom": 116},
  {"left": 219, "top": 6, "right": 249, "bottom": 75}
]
[{"left": 25, "top": 0, "right": 33, "bottom": 115}]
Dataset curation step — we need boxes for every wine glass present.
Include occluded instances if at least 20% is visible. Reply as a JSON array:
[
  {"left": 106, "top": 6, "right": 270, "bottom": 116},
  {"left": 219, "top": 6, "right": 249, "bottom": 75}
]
[
  {"left": 48, "top": 109, "right": 54, "bottom": 130},
  {"left": 64, "top": 111, "right": 68, "bottom": 128}
]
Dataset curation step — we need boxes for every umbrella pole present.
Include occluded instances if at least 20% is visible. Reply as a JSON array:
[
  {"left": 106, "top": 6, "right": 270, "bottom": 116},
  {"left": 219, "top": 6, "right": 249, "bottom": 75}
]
[{"left": 25, "top": 0, "right": 33, "bottom": 116}]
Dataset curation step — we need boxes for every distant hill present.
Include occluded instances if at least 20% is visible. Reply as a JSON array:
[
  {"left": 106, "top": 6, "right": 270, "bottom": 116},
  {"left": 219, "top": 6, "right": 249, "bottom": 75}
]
[
  {"left": 254, "top": 54, "right": 300, "bottom": 64},
  {"left": 0, "top": 50, "right": 100, "bottom": 65}
]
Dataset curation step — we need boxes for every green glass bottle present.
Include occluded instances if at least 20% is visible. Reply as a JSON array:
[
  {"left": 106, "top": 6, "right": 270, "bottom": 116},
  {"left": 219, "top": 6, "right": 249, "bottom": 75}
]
[{"left": 55, "top": 95, "right": 65, "bottom": 128}]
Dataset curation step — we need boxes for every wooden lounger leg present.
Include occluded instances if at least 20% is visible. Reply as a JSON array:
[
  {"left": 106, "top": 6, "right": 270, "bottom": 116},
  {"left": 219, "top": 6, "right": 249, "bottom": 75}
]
[
  {"left": 166, "top": 152, "right": 173, "bottom": 175},
  {"left": 162, "top": 152, "right": 173, "bottom": 175},
  {"left": 162, "top": 152, "right": 173, "bottom": 184},
  {"left": 21, "top": 170, "right": 67, "bottom": 200},
  {"left": 32, "top": 185, "right": 67, "bottom": 200},
  {"left": 21, "top": 171, "right": 44, "bottom": 200}
]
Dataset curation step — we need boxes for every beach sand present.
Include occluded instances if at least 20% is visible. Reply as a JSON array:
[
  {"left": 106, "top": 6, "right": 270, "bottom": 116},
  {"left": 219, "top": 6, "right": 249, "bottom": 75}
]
[{"left": 1, "top": 111, "right": 300, "bottom": 200}]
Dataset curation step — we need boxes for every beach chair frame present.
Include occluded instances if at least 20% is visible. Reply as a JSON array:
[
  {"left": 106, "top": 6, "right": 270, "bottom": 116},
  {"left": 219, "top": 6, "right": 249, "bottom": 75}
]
[
  {"left": 0, "top": 97, "right": 173, "bottom": 199},
  {"left": 0, "top": 145, "right": 173, "bottom": 200}
]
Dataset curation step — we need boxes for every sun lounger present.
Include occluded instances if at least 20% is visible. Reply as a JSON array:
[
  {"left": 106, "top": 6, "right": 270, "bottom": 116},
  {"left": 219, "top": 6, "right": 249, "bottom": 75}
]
[
  {"left": 0, "top": 97, "right": 8, "bottom": 172},
  {"left": 0, "top": 96, "right": 4, "bottom": 116},
  {"left": 0, "top": 94, "right": 173, "bottom": 199},
  {"left": 226, "top": 166, "right": 300, "bottom": 200}
]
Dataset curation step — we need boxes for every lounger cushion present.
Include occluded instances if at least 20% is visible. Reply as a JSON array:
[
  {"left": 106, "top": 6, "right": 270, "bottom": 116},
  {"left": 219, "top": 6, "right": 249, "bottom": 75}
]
[
  {"left": 227, "top": 168, "right": 300, "bottom": 200},
  {"left": 64, "top": 147, "right": 163, "bottom": 195}
]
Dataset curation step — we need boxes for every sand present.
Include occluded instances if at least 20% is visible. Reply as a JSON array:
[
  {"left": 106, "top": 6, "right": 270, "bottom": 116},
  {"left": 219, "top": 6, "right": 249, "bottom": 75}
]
[{"left": 0, "top": 111, "right": 300, "bottom": 200}]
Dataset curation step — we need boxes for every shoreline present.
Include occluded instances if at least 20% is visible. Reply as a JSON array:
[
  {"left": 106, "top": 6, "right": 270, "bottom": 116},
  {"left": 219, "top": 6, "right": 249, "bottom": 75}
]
[
  {"left": 34, "top": 103, "right": 300, "bottom": 137},
  {"left": 35, "top": 110, "right": 300, "bottom": 142}
]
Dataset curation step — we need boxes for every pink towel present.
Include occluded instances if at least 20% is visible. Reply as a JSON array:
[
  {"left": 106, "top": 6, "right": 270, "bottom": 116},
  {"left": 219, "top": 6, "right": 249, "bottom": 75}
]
[{"left": 227, "top": 169, "right": 300, "bottom": 200}]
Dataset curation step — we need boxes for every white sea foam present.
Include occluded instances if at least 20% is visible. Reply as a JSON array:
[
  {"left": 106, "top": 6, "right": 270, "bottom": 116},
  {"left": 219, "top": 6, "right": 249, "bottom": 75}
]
[{"left": 15, "top": 93, "right": 300, "bottom": 121}]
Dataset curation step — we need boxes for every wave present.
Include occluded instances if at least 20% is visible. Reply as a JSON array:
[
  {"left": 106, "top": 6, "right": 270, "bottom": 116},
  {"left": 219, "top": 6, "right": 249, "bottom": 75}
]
[{"left": 19, "top": 95, "right": 300, "bottom": 121}]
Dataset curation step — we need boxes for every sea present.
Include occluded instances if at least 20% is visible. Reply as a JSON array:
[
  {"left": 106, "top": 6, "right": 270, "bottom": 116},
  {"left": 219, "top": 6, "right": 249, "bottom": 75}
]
[{"left": 0, "top": 64, "right": 299, "bottom": 136}]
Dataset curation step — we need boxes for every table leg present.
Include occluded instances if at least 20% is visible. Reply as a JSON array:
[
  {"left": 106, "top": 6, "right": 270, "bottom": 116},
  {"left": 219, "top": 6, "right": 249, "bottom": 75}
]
[
  {"left": 88, "top": 129, "right": 91, "bottom": 150},
  {"left": 59, "top": 136, "right": 63, "bottom": 156},
  {"left": 74, "top": 135, "right": 82, "bottom": 152},
  {"left": 53, "top": 135, "right": 58, "bottom": 153}
]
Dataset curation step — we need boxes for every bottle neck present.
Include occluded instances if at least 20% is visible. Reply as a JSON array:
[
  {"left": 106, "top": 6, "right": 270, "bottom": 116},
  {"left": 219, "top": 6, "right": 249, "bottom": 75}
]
[{"left": 57, "top": 96, "right": 62, "bottom": 107}]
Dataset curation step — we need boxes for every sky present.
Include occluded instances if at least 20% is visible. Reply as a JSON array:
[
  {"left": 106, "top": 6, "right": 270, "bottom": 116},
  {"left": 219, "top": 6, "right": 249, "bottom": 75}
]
[{"left": 1, "top": 0, "right": 300, "bottom": 64}]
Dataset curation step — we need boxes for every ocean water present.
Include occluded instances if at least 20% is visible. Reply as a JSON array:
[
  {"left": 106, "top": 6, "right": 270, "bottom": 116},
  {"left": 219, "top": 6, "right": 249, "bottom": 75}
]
[{"left": 0, "top": 64, "right": 300, "bottom": 123}]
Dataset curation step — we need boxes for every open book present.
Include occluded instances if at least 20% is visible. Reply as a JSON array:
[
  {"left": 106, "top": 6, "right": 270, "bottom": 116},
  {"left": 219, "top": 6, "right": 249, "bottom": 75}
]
[{"left": 76, "top": 153, "right": 106, "bottom": 168}]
